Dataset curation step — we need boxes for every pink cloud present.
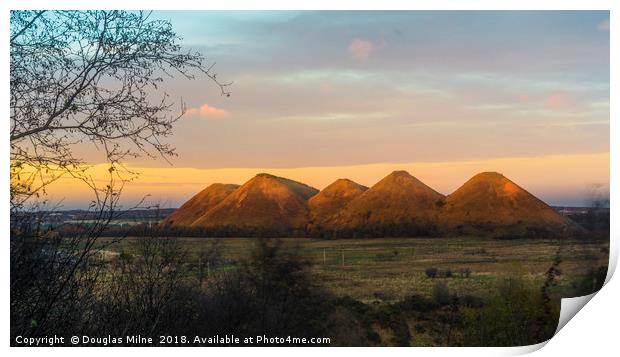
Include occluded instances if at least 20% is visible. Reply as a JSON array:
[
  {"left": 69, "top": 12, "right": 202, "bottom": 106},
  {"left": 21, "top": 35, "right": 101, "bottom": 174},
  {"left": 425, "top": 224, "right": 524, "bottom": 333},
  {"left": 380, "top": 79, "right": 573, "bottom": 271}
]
[
  {"left": 348, "top": 39, "right": 374, "bottom": 61},
  {"left": 186, "top": 103, "right": 228, "bottom": 118},
  {"left": 517, "top": 93, "right": 530, "bottom": 103},
  {"left": 598, "top": 19, "right": 610, "bottom": 31},
  {"left": 544, "top": 93, "right": 569, "bottom": 109}
]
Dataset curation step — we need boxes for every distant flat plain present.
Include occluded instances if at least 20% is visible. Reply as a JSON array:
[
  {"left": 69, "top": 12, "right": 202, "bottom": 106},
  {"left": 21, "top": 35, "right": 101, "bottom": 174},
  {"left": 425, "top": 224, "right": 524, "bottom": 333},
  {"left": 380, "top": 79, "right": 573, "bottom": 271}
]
[{"left": 98, "top": 237, "right": 609, "bottom": 303}]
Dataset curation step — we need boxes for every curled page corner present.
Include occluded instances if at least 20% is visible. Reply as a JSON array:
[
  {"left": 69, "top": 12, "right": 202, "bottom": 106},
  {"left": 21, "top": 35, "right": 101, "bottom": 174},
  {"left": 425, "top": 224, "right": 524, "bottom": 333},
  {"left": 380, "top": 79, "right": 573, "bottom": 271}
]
[
  {"left": 511, "top": 296, "right": 599, "bottom": 357},
  {"left": 522, "top": 287, "right": 605, "bottom": 354},
  {"left": 555, "top": 293, "right": 597, "bottom": 334},
  {"left": 553, "top": 231, "right": 617, "bottom": 337},
  {"left": 508, "top": 340, "right": 548, "bottom": 355}
]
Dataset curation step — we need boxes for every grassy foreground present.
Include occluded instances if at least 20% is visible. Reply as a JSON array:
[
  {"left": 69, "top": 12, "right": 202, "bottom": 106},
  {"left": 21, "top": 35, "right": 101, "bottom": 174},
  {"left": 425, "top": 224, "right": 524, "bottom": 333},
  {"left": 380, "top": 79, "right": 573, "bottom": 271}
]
[{"left": 98, "top": 236, "right": 608, "bottom": 303}]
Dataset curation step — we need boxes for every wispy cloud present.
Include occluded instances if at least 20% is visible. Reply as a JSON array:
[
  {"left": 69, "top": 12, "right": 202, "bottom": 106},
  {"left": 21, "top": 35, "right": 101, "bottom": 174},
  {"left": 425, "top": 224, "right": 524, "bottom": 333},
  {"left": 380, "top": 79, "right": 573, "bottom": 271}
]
[
  {"left": 598, "top": 19, "right": 610, "bottom": 31},
  {"left": 120, "top": 11, "right": 609, "bottom": 174},
  {"left": 348, "top": 38, "right": 374, "bottom": 61},
  {"left": 467, "top": 103, "right": 519, "bottom": 112},
  {"left": 185, "top": 103, "right": 228, "bottom": 118},
  {"left": 276, "top": 111, "right": 388, "bottom": 122}
]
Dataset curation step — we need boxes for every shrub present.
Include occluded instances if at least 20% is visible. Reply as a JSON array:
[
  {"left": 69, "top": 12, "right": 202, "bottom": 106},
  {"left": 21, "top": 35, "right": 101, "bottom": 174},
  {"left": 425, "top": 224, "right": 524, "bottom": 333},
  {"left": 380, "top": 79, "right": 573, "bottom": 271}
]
[
  {"left": 426, "top": 267, "right": 459, "bottom": 279},
  {"left": 458, "top": 294, "right": 484, "bottom": 308},
  {"left": 433, "top": 282, "right": 452, "bottom": 306},
  {"left": 202, "top": 239, "right": 335, "bottom": 342},
  {"left": 461, "top": 277, "right": 560, "bottom": 346},
  {"left": 414, "top": 324, "right": 426, "bottom": 333},
  {"left": 572, "top": 266, "right": 607, "bottom": 296},
  {"left": 396, "top": 294, "right": 438, "bottom": 312},
  {"left": 373, "top": 305, "right": 411, "bottom": 346},
  {"left": 425, "top": 267, "right": 438, "bottom": 278},
  {"left": 373, "top": 290, "right": 392, "bottom": 301},
  {"left": 374, "top": 250, "right": 400, "bottom": 262}
]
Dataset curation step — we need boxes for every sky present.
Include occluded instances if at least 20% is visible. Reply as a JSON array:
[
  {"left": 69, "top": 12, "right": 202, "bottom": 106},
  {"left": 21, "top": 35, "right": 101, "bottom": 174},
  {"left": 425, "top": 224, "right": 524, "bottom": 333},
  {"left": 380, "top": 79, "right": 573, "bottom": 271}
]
[{"left": 46, "top": 11, "right": 610, "bottom": 208}]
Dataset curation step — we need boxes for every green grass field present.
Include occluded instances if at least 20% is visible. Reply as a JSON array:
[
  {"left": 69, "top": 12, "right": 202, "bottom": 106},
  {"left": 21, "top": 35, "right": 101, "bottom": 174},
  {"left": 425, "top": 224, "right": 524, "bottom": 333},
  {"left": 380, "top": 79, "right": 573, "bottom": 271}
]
[{"left": 97, "top": 236, "right": 608, "bottom": 303}]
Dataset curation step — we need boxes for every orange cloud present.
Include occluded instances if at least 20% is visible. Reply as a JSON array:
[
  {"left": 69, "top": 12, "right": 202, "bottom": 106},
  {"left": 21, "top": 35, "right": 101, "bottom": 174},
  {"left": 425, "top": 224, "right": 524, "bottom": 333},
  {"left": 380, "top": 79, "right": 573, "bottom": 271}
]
[
  {"left": 348, "top": 39, "right": 374, "bottom": 61},
  {"left": 544, "top": 93, "right": 569, "bottom": 109},
  {"left": 186, "top": 103, "right": 228, "bottom": 118},
  {"left": 598, "top": 19, "right": 610, "bottom": 31}
]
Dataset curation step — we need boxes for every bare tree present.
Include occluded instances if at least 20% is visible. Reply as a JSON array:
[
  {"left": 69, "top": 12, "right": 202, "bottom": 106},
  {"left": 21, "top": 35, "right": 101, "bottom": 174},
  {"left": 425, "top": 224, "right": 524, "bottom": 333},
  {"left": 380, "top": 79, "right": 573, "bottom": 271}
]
[
  {"left": 99, "top": 234, "right": 190, "bottom": 337},
  {"left": 10, "top": 174, "right": 123, "bottom": 337},
  {"left": 10, "top": 10, "right": 229, "bottom": 341},
  {"left": 10, "top": 10, "right": 230, "bottom": 206}
]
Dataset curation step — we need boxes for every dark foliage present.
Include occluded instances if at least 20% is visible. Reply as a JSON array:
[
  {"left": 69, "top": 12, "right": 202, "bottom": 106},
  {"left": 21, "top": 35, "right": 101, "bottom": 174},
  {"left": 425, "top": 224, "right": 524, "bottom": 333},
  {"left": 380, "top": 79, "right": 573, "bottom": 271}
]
[
  {"left": 460, "top": 277, "right": 560, "bottom": 346},
  {"left": 572, "top": 266, "right": 607, "bottom": 296},
  {"left": 11, "top": 225, "right": 575, "bottom": 347},
  {"left": 200, "top": 239, "right": 334, "bottom": 344},
  {"left": 425, "top": 267, "right": 455, "bottom": 279}
]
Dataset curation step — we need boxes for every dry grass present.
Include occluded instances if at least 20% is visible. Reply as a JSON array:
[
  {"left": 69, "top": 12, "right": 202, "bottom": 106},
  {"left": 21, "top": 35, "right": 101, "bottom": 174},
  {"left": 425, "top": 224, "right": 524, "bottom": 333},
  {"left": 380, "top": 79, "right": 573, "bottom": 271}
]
[{"left": 97, "top": 236, "right": 608, "bottom": 303}]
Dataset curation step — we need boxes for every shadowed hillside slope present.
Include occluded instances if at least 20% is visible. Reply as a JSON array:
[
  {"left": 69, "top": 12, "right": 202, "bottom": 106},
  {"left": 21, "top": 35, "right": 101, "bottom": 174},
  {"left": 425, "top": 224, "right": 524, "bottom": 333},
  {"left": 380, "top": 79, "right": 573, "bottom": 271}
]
[
  {"left": 325, "top": 171, "right": 445, "bottom": 235},
  {"left": 308, "top": 179, "right": 368, "bottom": 227},
  {"left": 439, "top": 172, "right": 576, "bottom": 237},
  {"left": 191, "top": 173, "right": 319, "bottom": 231},
  {"left": 160, "top": 183, "right": 239, "bottom": 227}
]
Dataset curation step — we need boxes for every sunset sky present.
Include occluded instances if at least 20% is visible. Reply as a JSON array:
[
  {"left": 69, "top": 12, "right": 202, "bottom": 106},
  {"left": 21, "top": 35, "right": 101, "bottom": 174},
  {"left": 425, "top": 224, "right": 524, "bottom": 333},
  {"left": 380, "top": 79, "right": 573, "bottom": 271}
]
[{"left": 47, "top": 11, "right": 609, "bottom": 208}]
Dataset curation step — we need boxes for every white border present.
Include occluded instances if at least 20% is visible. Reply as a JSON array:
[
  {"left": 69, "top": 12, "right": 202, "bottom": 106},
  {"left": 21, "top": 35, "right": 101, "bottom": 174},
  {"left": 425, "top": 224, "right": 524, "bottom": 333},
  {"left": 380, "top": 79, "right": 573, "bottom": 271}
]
[{"left": 2, "top": 1, "right": 616, "bottom": 356}]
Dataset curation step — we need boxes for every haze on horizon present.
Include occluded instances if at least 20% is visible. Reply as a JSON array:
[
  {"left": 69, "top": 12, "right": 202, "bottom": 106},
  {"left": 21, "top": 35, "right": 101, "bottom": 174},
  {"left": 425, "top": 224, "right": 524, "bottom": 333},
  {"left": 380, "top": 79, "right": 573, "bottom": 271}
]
[{"left": 46, "top": 11, "right": 609, "bottom": 209}]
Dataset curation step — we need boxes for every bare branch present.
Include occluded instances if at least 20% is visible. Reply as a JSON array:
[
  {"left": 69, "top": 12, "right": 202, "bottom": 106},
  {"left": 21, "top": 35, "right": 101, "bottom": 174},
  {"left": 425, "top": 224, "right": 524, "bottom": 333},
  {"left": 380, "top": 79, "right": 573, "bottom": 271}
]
[{"left": 10, "top": 10, "right": 231, "bottom": 203}]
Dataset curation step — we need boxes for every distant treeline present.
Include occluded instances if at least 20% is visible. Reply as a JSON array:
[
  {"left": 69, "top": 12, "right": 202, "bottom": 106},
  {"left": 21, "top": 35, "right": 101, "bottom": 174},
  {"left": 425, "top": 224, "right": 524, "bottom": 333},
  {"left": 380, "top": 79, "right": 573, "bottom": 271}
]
[
  {"left": 564, "top": 209, "right": 610, "bottom": 235},
  {"left": 36, "top": 205, "right": 610, "bottom": 240},
  {"left": 52, "top": 221, "right": 602, "bottom": 240}
]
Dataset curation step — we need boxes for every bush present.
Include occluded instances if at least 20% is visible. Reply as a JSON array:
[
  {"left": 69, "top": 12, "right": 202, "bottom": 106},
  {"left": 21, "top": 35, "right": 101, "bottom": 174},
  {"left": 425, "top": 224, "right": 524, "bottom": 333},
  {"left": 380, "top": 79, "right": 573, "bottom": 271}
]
[
  {"left": 373, "top": 290, "right": 392, "bottom": 301},
  {"left": 458, "top": 294, "right": 484, "bottom": 308},
  {"left": 432, "top": 282, "right": 452, "bottom": 306},
  {"left": 425, "top": 267, "right": 438, "bottom": 278},
  {"left": 461, "top": 277, "right": 560, "bottom": 346},
  {"left": 92, "top": 236, "right": 197, "bottom": 338},
  {"left": 374, "top": 250, "right": 400, "bottom": 262},
  {"left": 373, "top": 305, "right": 411, "bottom": 346},
  {"left": 202, "top": 239, "right": 334, "bottom": 340},
  {"left": 10, "top": 210, "right": 102, "bottom": 341},
  {"left": 426, "top": 267, "right": 458, "bottom": 279},
  {"left": 572, "top": 266, "right": 607, "bottom": 296},
  {"left": 396, "top": 294, "right": 438, "bottom": 312}
]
